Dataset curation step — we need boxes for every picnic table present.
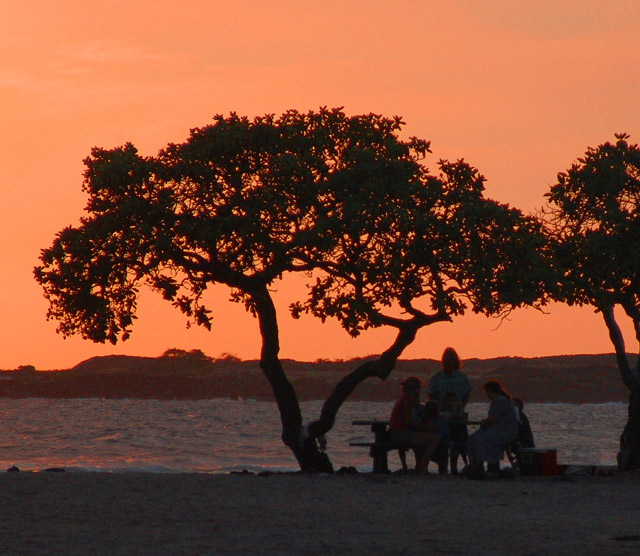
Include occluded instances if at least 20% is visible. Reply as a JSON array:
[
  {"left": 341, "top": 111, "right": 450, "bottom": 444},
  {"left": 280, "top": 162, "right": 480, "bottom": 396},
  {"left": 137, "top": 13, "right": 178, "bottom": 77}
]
[{"left": 350, "top": 419, "right": 482, "bottom": 473}]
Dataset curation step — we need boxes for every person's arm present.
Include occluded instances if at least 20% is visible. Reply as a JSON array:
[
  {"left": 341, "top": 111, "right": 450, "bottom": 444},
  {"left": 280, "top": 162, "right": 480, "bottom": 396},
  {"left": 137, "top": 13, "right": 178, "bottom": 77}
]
[{"left": 481, "top": 413, "right": 497, "bottom": 426}]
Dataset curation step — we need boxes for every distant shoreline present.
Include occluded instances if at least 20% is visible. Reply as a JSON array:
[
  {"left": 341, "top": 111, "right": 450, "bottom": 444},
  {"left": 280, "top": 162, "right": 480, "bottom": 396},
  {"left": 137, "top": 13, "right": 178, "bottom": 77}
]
[{"left": 1, "top": 352, "right": 635, "bottom": 403}]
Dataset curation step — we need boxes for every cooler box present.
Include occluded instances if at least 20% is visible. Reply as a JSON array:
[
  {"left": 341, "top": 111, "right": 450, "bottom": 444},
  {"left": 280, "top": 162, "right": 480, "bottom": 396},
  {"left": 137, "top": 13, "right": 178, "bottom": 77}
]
[{"left": 518, "top": 448, "right": 560, "bottom": 476}]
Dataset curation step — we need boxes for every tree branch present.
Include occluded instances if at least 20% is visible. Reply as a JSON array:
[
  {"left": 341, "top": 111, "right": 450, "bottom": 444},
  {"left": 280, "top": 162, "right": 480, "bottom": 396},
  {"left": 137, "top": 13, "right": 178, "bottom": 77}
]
[{"left": 307, "top": 315, "right": 445, "bottom": 438}]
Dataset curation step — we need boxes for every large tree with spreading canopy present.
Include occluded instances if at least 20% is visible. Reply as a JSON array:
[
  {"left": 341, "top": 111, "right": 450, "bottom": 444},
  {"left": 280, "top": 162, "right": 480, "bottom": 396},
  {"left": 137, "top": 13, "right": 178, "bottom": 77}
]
[
  {"left": 544, "top": 133, "right": 640, "bottom": 470},
  {"left": 36, "top": 108, "right": 547, "bottom": 471}
]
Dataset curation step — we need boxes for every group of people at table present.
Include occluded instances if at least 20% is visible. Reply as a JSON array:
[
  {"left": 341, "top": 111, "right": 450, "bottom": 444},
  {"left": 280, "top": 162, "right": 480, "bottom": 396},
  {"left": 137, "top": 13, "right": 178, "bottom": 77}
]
[{"left": 388, "top": 347, "right": 534, "bottom": 477}]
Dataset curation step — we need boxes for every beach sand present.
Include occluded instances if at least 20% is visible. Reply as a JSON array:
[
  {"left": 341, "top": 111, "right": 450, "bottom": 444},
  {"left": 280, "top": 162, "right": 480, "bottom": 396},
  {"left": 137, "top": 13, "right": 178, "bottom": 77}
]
[{"left": 1, "top": 471, "right": 639, "bottom": 556}]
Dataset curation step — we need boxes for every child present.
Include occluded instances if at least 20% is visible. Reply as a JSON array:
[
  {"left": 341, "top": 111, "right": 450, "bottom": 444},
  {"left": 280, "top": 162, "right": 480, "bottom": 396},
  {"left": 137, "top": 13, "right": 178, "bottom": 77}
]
[
  {"left": 439, "top": 391, "right": 469, "bottom": 475},
  {"left": 421, "top": 401, "right": 450, "bottom": 474}
]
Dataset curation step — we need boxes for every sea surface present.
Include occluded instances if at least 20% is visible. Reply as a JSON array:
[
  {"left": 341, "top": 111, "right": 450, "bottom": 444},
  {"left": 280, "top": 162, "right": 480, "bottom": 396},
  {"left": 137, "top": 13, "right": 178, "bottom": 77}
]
[{"left": 0, "top": 399, "right": 628, "bottom": 473}]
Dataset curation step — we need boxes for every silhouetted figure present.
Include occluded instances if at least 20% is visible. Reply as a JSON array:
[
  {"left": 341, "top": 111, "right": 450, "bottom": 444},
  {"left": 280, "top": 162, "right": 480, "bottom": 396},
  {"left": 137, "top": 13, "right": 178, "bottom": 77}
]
[
  {"left": 513, "top": 398, "right": 535, "bottom": 448},
  {"left": 439, "top": 391, "right": 469, "bottom": 475},
  {"left": 464, "top": 379, "right": 518, "bottom": 479},
  {"left": 505, "top": 397, "right": 536, "bottom": 467},
  {"left": 388, "top": 377, "right": 440, "bottom": 473},
  {"left": 420, "top": 400, "right": 450, "bottom": 474}
]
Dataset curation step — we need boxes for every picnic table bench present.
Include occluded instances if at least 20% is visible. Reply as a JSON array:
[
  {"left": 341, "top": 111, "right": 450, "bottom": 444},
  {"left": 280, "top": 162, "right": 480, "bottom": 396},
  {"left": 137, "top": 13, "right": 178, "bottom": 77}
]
[{"left": 350, "top": 419, "right": 482, "bottom": 474}]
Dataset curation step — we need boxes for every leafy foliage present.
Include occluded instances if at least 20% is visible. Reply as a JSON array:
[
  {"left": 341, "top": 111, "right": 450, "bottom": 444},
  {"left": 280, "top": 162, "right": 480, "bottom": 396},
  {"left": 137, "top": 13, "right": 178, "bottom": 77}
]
[
  {"left": 544, "top": 133, "right": 640, "bottom": 311},
  {"left": 292, "top": 157, "right": 549, "bottom": 337}
]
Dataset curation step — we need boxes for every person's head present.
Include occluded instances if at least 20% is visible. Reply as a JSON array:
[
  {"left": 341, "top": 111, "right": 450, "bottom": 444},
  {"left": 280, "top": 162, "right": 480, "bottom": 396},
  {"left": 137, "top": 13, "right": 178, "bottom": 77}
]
[
  {"left": 401, "top": 376, "right": 422, "bottom": 395},
  {"left": 483, "top": 379, "right": 511, "bottom": 401},
  {"left": 512, "top": 398, "right": 524, "bottom": 412},
  {"left": 441, "top": 347, "right": 461, "bottom": 376}
]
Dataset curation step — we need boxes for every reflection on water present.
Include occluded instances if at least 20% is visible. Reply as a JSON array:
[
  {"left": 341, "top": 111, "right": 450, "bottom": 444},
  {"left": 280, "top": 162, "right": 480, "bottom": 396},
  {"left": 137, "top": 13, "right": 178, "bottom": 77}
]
[{"left": 0, "top": 399, "right": 627, "bottom": 473}]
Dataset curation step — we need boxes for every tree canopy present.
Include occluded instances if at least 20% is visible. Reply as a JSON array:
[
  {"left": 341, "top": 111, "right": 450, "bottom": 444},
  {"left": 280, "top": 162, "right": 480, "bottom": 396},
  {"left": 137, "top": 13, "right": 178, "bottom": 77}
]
[
  {"left": 36, "top": 108, "right": 548, "bottom": 471},
  {"left": 545, "top": 133, "right": 640, "bottom": 314}
]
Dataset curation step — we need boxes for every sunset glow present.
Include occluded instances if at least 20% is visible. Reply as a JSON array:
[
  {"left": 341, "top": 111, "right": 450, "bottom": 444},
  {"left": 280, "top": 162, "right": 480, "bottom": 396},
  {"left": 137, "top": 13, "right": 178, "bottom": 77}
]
[{"left": 2, "top": 1, "right": 639, "bottom": 370}]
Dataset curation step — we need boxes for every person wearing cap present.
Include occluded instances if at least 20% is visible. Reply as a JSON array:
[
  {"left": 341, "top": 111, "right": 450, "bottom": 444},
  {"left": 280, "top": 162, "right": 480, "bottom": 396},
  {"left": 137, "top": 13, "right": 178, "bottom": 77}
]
[
  {"left": 388, "top": 376, "right": 441, "bottom": 473},
  {"left": 427, "top": 347, "right": 472, "bottom": 407}
]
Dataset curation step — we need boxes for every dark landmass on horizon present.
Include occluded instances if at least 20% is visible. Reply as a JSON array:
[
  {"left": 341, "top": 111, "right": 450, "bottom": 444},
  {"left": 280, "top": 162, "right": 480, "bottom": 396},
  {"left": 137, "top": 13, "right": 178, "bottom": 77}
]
[{"left": 1, "top": 351, "right": 636, "bottom": 403}]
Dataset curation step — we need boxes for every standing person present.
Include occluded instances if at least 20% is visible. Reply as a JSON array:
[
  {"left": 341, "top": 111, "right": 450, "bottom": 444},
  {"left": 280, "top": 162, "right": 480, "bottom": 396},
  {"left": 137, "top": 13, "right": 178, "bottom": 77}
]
[
  {"left": 465, "top": 379, "right": 519, "bottom": 479},
  {"left": 428, "top": 349, "right": 472, "bottom": 475},
  {"left": 428, "top": 347, "right": 473, "bottom": 407},
  {"left": 388, "top": 377, "right": 441, "bottom": 474}
]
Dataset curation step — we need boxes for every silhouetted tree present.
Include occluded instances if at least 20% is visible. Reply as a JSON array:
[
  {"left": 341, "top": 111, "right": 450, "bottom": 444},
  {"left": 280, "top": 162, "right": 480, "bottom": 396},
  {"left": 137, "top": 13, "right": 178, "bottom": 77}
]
[
  {"left": 35, "top": 108, "right": 547, "bottom": 471},
  {"left": 544, "top": 133, "right": 640, "bottom": 470},
  {"left": 162, "top": 348, "right": 212, "bottom": 362}
]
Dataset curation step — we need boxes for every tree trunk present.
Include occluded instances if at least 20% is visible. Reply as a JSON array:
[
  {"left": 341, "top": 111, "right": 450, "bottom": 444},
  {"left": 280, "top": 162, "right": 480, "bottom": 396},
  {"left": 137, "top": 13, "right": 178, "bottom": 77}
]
[
  {"left": 251, "top": 286, "right": 332, "bottom": 472},
  {"left": 617, "top": 301, "right": 640, "bottom": 469},
  {"left": 618, "top": 385, "right": 640, "bottom": 470},
  {"left": 601, "top": 305, "right": 640, "bottom": 470}
]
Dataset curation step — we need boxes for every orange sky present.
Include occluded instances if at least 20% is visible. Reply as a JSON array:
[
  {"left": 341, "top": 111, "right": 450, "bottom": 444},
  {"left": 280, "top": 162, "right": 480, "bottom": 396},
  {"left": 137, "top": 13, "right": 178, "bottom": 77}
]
[{"left": 2, "top": 1, "right": 640, "bottom": 370}]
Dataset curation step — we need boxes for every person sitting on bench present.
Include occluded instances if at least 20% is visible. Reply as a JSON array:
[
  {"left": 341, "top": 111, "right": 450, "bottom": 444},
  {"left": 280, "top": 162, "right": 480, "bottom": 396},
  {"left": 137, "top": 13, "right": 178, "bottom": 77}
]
[
  {"left": 464, "top": 379, "right": 518, "bottom": 479},
  {"left": 505, "top": 397, "right": 535, "bottom": 466},
  {"left": 388, "top": 377, "right": 440, "bottom": 474},
  {"left": 513, "top": 398, "right": 535, "bottom": 448}
]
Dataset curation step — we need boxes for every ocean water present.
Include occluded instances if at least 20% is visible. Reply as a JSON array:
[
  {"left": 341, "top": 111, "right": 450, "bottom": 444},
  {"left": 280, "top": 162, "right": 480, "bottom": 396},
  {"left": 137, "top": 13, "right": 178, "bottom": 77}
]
[{"left": 0, "top": 399, "right": 628, "bottom": 473}]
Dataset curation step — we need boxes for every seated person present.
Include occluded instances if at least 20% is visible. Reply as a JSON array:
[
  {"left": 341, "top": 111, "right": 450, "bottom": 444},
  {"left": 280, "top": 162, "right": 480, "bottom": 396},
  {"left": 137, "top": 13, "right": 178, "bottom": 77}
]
[
  {"left": 388, "top": 377, "right": 440, "bottom": 474},
  {"left": 506, "top": 397, "right": 535, "bottom": 465},
  {"left": 513, "top": 398, "right": 535, "bottom": 448},
  {"left": 421, "top": 400, "right": 450, "bottom": 474},
  {"left": 465, "top": 379, "right": 518, "bottom": 478},
  {"left": 439, "top": 391, "right": 469, "bottom": 475}
]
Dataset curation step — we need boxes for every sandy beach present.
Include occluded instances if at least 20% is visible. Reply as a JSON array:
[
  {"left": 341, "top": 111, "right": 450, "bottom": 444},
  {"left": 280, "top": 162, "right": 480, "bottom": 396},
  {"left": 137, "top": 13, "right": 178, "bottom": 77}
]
[{"left": 1, "top": 471, "right": 639, "bottom": 556}]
